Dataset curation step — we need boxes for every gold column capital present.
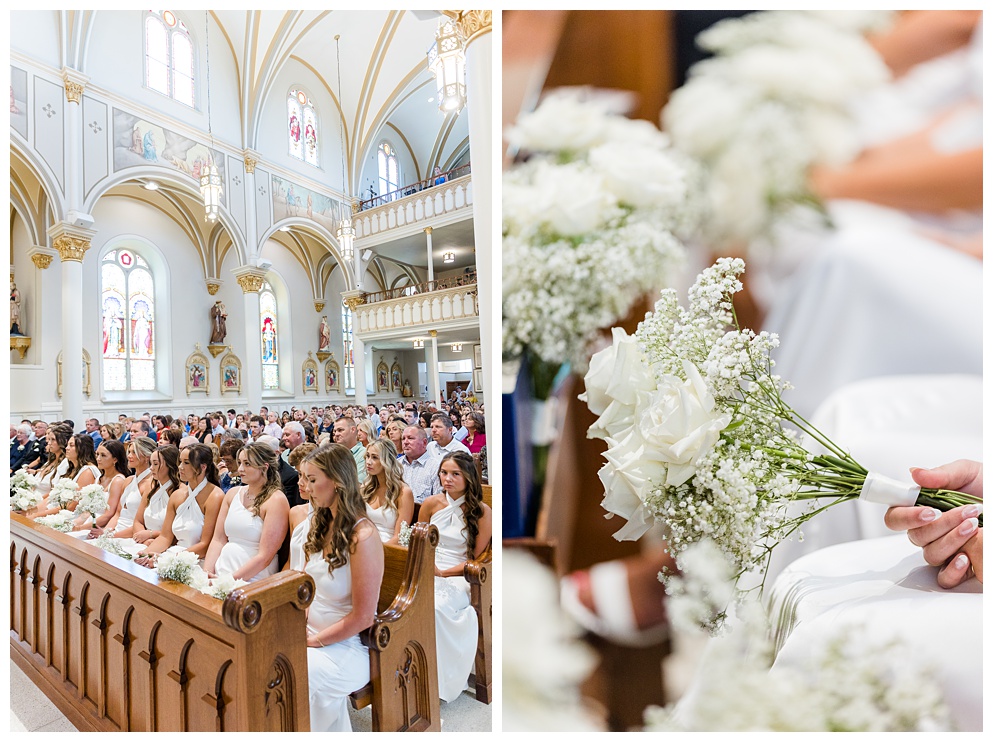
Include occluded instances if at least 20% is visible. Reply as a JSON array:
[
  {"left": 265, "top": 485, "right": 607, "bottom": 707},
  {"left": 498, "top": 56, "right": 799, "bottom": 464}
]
[
  {"left": 61, "top": 66, "right": 89, "bottom": 104},
  {"left": 454, "top": 10, "right": 492, "bottom": 46},
  {"left": 244, "top": 154, "right": 258, "bottom": 174},
  {"left": 236, "top": 273, "right": 266, "bottom": 294},
  {"left": 424, "top": 226, "right": 433, "bottom": 235},
  {"left": 206, "top": 279, "right": 222, "bottom": 295},
  {"left": 314, "top": 301, "right": 326, "bottom": 313},
  {"left": 51, "top": 233, "right": 92, "bottom": 263},
  {"left": 31, "top": 254, "right": 54, "bottom": 270},
  {"left": 429, "top": 329, "right": 438, "bottom": 338}
]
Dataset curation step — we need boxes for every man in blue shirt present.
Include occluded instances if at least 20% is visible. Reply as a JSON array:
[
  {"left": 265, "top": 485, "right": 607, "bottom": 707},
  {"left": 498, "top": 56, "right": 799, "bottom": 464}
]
[{"left": 84, "top": 418, "right": 103, "bottom": 449}]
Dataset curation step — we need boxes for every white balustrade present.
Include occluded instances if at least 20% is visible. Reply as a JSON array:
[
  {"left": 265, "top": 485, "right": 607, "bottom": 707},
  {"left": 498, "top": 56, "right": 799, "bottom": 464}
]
[
  {"left": 354, "top": 175, "right": 473, "bottom": 240},
  {"left": 355, "top": 283, "right": 478, "bottom": 335}
]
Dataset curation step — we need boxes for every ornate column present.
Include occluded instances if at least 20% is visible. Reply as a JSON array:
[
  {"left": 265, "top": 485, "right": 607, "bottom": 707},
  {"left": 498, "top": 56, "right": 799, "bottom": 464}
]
[
  {"left": 457, "top": 11, "right": 494, "bottom": 477},
  {"left": 61, "top": 68, "right": 89, "bottom": 216},
  {"left": 342, "top": 292, "right": 367, "bottom": 406},
  {"left": 232, "top": 266, "right": 267, "bottom": 414},
  {"left": 243, "top": 150, "right": 261, "bottom": 262},
  {"left": 48, "top": 224, "right": 94, "bottom": 426},
  {"left": 425, "top": 226, "right": 435, "bottom": 284},
  {"left": 427, "top": 330, "right": 441, "bottom": 406}
]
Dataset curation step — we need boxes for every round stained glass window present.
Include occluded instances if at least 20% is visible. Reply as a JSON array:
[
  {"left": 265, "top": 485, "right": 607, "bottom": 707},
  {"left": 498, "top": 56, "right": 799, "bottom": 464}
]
[{"left": 119, "top": 250, "right": 133, "bottom": 267}]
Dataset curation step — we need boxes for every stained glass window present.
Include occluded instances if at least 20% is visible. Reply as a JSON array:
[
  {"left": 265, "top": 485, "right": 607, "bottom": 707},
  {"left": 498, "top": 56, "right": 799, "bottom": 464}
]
[
  {"left": 378, "top": 142, "right": 400, "bottom": 199},
  {"left": 145, "top": 11, "right": 195, "bottom": 107},
  {"left": 288, "top": 89, "right": 319, "bottom": 167},
  {"left": 101, "top": 250, "right": 156, "bottom": 392},
  {"left": 260, "top": 281, "right": 279, "bottom": 389},
  {"left": 341, "top": 301, "right": 354, "bottom": 391}
]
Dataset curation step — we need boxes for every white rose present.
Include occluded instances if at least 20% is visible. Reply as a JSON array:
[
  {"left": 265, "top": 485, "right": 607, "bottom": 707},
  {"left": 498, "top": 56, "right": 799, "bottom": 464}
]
[
  {"left": 583, "top": 328, "right": 656, "bottom": 440},
  {"left": 532, "top": 161, "right": 616, "bottom": 237},
  {"left": 506, "top": 93, "right": 613, "bottom": 154},
  {"left": 588, "top": 141, "right": 687, "bottom": 211},
  {"left": 598, "top": 430, "right": 667, "bottom": 541},
  {"left": 635, "top": 360, "right": 730, "bottom": 486}
]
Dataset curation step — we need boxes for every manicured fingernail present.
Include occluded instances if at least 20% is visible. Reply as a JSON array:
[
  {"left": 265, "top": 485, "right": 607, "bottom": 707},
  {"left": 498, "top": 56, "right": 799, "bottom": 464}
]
[
  {"left": 958, "top": 518, "right": 979, "bottom": 536},
  {"left": 920, "top": 508, "right": 940, "bottom": 522},
  {"left": 963, "top": 504, "right": 983, "bottom": 518},
  {"left": 954, "top": 554, "right": 969, "bottom": 570}
]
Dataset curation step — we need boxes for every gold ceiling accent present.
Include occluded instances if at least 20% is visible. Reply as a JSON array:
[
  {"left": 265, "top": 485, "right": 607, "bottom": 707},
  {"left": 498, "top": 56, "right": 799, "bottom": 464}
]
[
  {"left": 236, "top": 273, "right": 266, "bottom": 293},
  {"left": 52, "top": 234, "right": 90, "bottom": 263},
  {"left": 31, "top": 253, "right": 53, "bottom": 270}
]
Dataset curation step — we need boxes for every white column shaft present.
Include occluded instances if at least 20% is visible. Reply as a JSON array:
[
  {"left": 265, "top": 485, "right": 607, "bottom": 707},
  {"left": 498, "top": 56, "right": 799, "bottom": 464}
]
[
  {"left": 61, "top": 260, "right": 84, "bottom": 425},
  {"left": 242, "top": 290, "right": 263, "bottom": 413},
  {"left": 427, "top": 336, "right": 441, "bottom": 406},
  {"left": 353, "top": 335, "right": 367, "bottom": 406},
  {"left": 426, "top": 229, "right": 435, "bottom": 284}
]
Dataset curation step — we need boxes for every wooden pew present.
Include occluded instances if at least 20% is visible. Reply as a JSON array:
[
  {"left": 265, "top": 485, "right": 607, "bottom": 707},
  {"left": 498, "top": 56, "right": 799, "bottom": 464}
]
[
  {"left": 464, "top": 483, "right": 492, "bottom": 704},
  {"left": 9, "top": 512, "right": 314, "bottom": 732},
  {"left": 348, "top": 521, "right": 441, "bottom": 731}
]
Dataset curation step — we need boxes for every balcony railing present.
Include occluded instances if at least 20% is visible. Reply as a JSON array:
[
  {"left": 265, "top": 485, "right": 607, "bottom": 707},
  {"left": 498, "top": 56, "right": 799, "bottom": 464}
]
[
  {"left": 362, "top": 270, "right": 477, "bottom": 304},
  {"left": 359, "top": 163, "right": 471, "bottom": 212}
]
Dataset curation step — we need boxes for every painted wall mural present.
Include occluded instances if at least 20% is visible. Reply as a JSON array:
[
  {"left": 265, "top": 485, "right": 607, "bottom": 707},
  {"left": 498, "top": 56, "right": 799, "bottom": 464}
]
[
  {"left": 271, "top": 175, "right": 345, "bottom": 234},
  {"left": 10, "top": 66, "right": 28, "bottom": 138}
]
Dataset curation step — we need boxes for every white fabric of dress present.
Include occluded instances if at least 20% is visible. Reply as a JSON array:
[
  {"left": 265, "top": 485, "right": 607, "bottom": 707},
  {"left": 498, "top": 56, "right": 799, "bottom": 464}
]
[
  {"left": 214, "top": 489, "right": 279, "bottom": 582},
  {"left": 142, "top": 481, "right": 172, "bottom": 533},
  {"left": 288, "top": 503, "right": 314, "bottom": 572},
  {"left": 115, "top": 468, "right": 151, "bottom": 533},
  {"left": 430, "top": 493, "right": 478, "bottom": 703},
  {"left": 72, "top": 464, "right": 100, "bottom": 484},
  {"left": 172, "top": 478, "right": 208, "bottom": 550},
  {"left": 769, "top": 535, "right": 982, "bottom": 731},
  {"left": 366, "top": 500, "right": 398, "bottom": 543},
  {"left": 304, "top": 518, "right": 371, "bottom": 733}
]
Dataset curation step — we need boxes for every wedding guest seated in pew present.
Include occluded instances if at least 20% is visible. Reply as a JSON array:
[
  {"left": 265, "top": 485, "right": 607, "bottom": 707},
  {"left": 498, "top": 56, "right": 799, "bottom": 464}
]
[
  {"left": 297, "top": 444, "right": 385, "bottom": 732},
  {"left": 417, "top": 451, "right": 492, "bottom": 702},
  {"left": 203, "top": 442, "right": 289, "bottom": 582},
  {"left": 285, "top": 443, "right": 319, "bottom": 572},
  {"left": 218, "top": 437, "right": 245, "bottom": 492},
  {"left": 363, "top": 439, "right": 415, "bottom": 545},
  {"left": 131, "top": 445, "right": 185, "bottom": 547},
  {"left": 30, "top": 431, "right": 100, "bottom": 520},
  {"left": 134, "top": 444, "right": 225, "bottom": 566},
  {"left": 76, "top": 439, "right": 131, "bottom": 532},
  {"left": 93, "top": 436, "right": 157, "bottom": 538}
]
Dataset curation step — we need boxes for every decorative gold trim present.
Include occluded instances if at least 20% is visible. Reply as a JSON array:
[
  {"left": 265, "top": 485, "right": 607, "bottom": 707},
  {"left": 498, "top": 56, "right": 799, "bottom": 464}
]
[
  {"left": 64, "top": 80, "right": 84, "bottom": 104},
  {"left": 31, "top": 254, "right": 53, "bottom": 270},
  {"left": 206, "top": 280, "right": 221, "bottom": 296},
  {"left": 423, "top": 226, "right": 433, "bottom": 235},
  {"left": 236, "top": 274, "right": 265, "bottom": 293},
  {"left": 53, "top": 234, "right": 90, "bottom": 263},
  {"left": 219, "top": 351, "right": 243, "bottom": 395},
  {"left": 302, "top": 351, "right": 319, "bottom": 394},
  {"left": 429, "top": 330, "right": 438, "bottom": 338},
  {"left": 324, "top": 354, "right": 341, "bottom": 394},
  {"left": 186, "top": 343, "right": 210, "bottom": 395},
  {"left": 314, "top": 301, "right": 325, "bottom": 313},
  {"left": 244, "top": 155, "right": 258, "bottom": 174},
  {"left": 455, "top": 10, "right": 492, "bottom": 45},
  {"left": 376, "top": 358, "right": 390, "bottom": 394},
  {"left": 10, "top": 336, "right": 31, "bottom": 360},
  {"left": 343, "top": 295, "right": 365, "bottom": 311},
  {"left": 207, "top": 343, "right": 227, "bottom": 358}
]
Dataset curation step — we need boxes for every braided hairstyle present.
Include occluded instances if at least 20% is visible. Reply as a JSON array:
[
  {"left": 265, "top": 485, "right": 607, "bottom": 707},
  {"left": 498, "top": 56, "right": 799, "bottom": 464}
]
[
  {"left": 302, "top": 443, "right": 366, "bottom": 573},
  {"left": 439, "top": 451, "right": 484, "bottom": 559},
  {"left": 361, "top": 439, "right": 404, "bottom": 514}
]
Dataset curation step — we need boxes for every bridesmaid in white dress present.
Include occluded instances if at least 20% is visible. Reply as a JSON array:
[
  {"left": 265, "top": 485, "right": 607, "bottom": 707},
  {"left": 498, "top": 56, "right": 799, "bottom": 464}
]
[
  {"left": 135, "top": 444, "right": 225, "bottom": 566},
  {"left": 362, "top": 439, "right": 414, "bottom": 545},
  {"left": 132, "top": 446, "right": 184, "bottom": 547},
  {"left": 296, "top": 443, "right": 383, "bottom": 732},
  {"left": 27, "top": 424, "right": 72, "bottom": 515},
  {"left": 70, "top": 438, "right": 131, "bottom": 533},
  {"left": 30, "top": 430, "right": 98, "bottom": 519},
  {"left": 94, "top": 437, "right": 157, "bottom": 539},
  {"left": 416, "top": 451, "right": 493, "bottom": 702},
  {"left": 203, "top": 442, "right": 289, "bottom": 583},
  {"left": 285, "top": 443, "right": 319, "bottom": 572}
]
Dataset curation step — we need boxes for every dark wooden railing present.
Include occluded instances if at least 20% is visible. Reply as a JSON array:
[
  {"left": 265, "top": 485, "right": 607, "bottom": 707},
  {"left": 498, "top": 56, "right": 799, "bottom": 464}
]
[
  {"left": 358, "top": 163, "right": 471, "bottom": 212},
  {"left": 361, "top": 270, "right": 477, "bottom": 305}
]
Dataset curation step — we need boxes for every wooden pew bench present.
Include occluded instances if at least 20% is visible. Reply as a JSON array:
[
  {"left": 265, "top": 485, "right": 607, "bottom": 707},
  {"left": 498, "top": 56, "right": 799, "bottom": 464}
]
[
  {"left": 9, "top": 512, "right": 314, "bottom": 732},
  {"left": 465, "top": 483, "right": 492, "bottom": 704},
  {"left": 348, "top": 521, "right": 441, "bottom": 731}
]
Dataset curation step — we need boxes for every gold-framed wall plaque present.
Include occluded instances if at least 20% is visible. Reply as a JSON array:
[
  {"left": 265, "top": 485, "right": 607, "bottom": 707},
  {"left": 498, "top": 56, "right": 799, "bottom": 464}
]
[
  {"left": 56, "top": 349, "right": 92, "bottom": 398},
  {"left": 186, "top": 344, "right": 210, "bottom": 395},
  {"left": 390, "top": 357, "right": 402, "bottom": 392},
  {"left": 325, "top": 355, "right": 341, "bottom": 394},
  {"left": 219, "top": 351, "right": 242, "bottom": 395},
  {"left": 302, "top": 351, "right": 319, "bottom": 394},
  {"left": 376, "top": 358, "right": 389, "bottom": 394}
]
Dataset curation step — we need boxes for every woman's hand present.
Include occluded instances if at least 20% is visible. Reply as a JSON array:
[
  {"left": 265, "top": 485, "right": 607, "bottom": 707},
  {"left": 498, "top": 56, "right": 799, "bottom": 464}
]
[
  {"left": 134, "top": 553, "right": 157, "bottom": 569},
  {"left": 86, "top": 525, "right": 104, "bottom": 539}
]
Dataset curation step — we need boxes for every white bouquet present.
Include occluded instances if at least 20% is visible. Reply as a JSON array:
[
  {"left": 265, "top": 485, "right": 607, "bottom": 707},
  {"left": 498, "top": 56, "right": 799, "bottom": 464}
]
[
  {"left": 49, "top": 479, "right": 79, "bottom": 509},
  {"left": 76, "top": 484, "right": 109, "bottom": 517},
  {"left": 10, "top": 471, "right": 41, "bottom": 511},
  {"left": 504, "top": 92, "right": 689, "bottom": 377},
  {"left": 584, "top": 259, "right": 981, "bottom": 628},
  {"left": 35, "top": 510, "right": 76, "bottom": 533},
  {"left": 201, "top": 572, "right": 248, "bottom": 600},
  {"left": 662, "top": 10, "right": 891, "bottom": 246},
  {"left": 155, "top": 547, "right": 206, "bottom": 588},
  {"left": 92, "top": 533, "right": 142, "bottom": 561},
  {"left": 397, "top": 520, "right": 413, "bottom": 548}
]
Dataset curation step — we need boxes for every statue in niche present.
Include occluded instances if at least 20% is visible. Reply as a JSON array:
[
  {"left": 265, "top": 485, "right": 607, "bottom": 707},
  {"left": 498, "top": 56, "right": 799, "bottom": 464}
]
[
  {"left": 210, "top": 300, "right": 228, "bottom": 344},
  {"left": 10, "top": 281, "right": 22, "bottom": 335},
  {"left": 402, "top": 378, "right": 413, "bottom": 398},
  {"left": 319, "top": 316, "right": 331, "bottom": 351}
]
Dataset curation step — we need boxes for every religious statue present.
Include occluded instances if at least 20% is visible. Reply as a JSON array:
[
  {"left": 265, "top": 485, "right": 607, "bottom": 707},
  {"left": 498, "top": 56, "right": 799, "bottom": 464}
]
[
  {"left": 319, "top": 316, "right": 331, "bottom": 351},
  {"left": 209, "top": 301, "right": 227, "bottom": 344},
  {"left": 10, "top": 281, "right": 22, "bottom": 335},
  {"left": 402, "top": 378, "right": 413, "bottom": 398}
]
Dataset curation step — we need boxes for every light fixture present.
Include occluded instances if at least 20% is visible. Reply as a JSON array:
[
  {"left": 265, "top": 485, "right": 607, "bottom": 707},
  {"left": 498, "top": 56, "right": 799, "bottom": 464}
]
[
  {"left": 143, "top": 180, "right": 159, "bottom": 191},
  {"left": 200, "top": 12, "right": 222, "bottom": 222},
  {"left": 334, "top": 35, "right": 355, "bottom": 261},
  {"left": 279, "top": 226, "right": 291, "bottom": 232},
  {"left": 427, "top": 17, "right": 466, "bottom": 114},
  {"left": 413, "top": 338, "right": 424, "bottom": 349},
  {"left": 443, "top": 250, "right": 455, "bottom": 263},
  {"left": 451, "top": 343, "right": 462, "bottom": 352}
]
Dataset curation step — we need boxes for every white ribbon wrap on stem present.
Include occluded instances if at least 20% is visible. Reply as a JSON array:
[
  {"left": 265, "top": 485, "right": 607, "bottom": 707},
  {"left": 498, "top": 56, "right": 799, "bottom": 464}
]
[
  {"left": 859, "top": 471, "right": 921, "bottom": 507},
  {"left": 531, "top": 398, "right": 560, "bottom": 446}
]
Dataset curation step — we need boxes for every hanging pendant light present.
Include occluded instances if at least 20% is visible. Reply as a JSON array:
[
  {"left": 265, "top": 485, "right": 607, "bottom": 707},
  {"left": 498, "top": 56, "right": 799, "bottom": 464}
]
[
  {"left": 413, "top": 338, "right": 424, "bottom": 349},
  {"left": 427, "top": 17, "right": 466, "bottom": 114},
  {"left": 201, "top": 11, "right": 222, "bottom": 222},
  {"left": 334, "top": 35, "right": 355, "bottom": 261}
]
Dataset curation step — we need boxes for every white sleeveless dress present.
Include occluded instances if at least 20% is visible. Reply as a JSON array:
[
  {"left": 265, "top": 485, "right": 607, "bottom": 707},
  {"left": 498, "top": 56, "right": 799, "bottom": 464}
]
[
  {"left": 142, "top": 481, "right": 172, "bottom": 533},
  {"left": 72, "top": 464, "right": 100, "bottom": 485},
  {"left": 430, "top": 494, "right": 479, "bottom": 702},
  {"left": 305, "top": 518, "right": 371, "bottom": 733},
  {"left": 289, "top": 503, "right": 314, "bottom": 572},
  {"left": 173, "top": 479, "right": 208, "bottom": 550},
  {"left": 68, "top": 472, "right": 125, "bottom": 538},
  {"left": 36, "top": 458, "right": 70, "bottom": 496},
  {"left": 366, "top": 500, "right": 398, "bottom": 542},
  {"left": 214, "top": 489, "right": 279, "bottom": 582},
  {"left": 115, "top": 468, "right": 151, "bottom": 534}
]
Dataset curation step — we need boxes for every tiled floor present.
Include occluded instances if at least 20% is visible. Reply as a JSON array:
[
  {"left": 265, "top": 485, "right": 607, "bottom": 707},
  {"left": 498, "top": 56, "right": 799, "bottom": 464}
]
[{"left": 9, "top": 661, "right": 492, "bottom": 732}]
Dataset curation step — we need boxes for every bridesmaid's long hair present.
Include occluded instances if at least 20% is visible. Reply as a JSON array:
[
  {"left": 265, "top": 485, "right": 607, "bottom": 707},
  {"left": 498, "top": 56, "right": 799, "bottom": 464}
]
[
  {"left": 303, "top": 443, "right": 365, "bottom": 573},
  {"left": 439, "top": 451, "right": 484, "bottom": 559},
  {"left": 186, "top": 443, "right": 221, "bottom": 487},
  {"left": 361, "top": 439, "right": 404, "bottom": 515},
  {"left": 239, "top": 443, "right": 283, "bottom": 516},
  {"left": 38, "top": 424, "right": 73, "bottom": 480},
  {"left": 100, "top": 440, "right": 132, "bottom": 479},
  {"left": 66, "top": 433, "right": 98, "bottom": 478},
  {"left": 146, "top": 445, "right": 182, "bottom": 504}
]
